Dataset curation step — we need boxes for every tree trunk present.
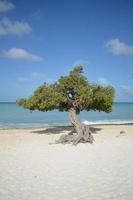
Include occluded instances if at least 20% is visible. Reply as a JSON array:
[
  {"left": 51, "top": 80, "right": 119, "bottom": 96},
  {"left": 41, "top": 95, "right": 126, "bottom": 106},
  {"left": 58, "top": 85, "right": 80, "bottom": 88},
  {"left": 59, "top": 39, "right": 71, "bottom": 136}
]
[
  {"left": 69, "top": 108, "right": 94, "bottom": 145},
  {"left": 56, "top": 107, "right": 94, "bottom": 145}
]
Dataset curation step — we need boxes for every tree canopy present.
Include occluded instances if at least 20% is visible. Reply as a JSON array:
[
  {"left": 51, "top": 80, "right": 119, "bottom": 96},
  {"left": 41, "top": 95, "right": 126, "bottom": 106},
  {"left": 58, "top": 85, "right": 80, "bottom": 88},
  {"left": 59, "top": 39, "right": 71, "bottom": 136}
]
[{"left": 17, "top": 66, "right": 115, "bottom": 114}]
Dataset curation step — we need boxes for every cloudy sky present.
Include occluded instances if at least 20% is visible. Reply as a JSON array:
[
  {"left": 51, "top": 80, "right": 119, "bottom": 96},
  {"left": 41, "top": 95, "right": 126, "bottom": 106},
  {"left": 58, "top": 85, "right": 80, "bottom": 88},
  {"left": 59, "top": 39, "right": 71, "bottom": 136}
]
[{"left": 0, "top": 0, "right": 133, "bottom": 102}]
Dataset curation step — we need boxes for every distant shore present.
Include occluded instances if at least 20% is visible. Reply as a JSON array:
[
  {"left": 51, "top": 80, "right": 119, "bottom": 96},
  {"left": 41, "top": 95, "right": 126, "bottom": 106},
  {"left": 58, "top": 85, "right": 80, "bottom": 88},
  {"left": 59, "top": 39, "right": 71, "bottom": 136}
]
[{"left": 0, "top": 124, "right": 133, "bottom": 199}]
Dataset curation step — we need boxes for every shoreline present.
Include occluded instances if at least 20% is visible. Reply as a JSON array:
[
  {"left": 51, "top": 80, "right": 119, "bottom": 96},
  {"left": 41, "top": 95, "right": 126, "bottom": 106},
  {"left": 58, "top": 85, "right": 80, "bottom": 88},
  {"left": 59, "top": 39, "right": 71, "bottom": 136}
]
[{"left": 0, "top": 123, "right": 133, "bottom": 130}]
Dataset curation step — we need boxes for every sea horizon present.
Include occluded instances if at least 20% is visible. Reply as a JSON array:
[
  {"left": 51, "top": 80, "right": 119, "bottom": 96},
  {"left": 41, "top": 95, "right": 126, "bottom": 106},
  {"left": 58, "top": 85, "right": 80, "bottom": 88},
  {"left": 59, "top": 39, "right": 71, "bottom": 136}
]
[
  {"left": 0, "top": 102, "right": 133, "bottom": 129},
  {"left": 1, "top": 101, "right": 133, "bottom": 103}
]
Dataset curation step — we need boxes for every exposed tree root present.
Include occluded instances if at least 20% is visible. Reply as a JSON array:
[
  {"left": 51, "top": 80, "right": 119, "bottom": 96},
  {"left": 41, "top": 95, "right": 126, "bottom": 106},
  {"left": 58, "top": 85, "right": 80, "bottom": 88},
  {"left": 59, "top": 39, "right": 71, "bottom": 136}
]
[
  {"left": 55, "top": 134, "right": 75, "bottom": 144},
  {"left": 55, "top": 103, "right": 95, "bottom": 145},
  {"left": 56, "top": 128, "right": 94, "bottom": 145}
]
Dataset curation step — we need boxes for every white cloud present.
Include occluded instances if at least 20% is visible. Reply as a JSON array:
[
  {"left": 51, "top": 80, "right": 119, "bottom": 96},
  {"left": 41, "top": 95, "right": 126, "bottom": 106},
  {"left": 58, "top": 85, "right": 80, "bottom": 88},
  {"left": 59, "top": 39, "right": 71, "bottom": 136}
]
[
  {"left": 30, "top": 10, "right": 44, "bottom": 20},
  {"left": 0, "top": 1, "right": 14, "bottom": 13},
  {"left": 97, "top": 77, "right": 108, "bottom": 86},
  {"left": 17, "top": 77, "right": 29, "bottom": 82},
  {"left": 31, "top": 72, "right": 41, "bottom": 80},
  {"left": 17, "top": 72, "right": 41, "bottom": 83},
  {"left": 0, "top": 18, "right": 31, "bottom": 37},
  {"left": 2, "top": 48, "right": 43, "bottom": 62},
  {"left": 105, "top": 38, "right": 133, "bottom": 56},
  {"left": 120, "top": 85, "right": 133, "bottom": 95},
  {"left": 73, "top": 59, "right": 90, "bottom": 66}
]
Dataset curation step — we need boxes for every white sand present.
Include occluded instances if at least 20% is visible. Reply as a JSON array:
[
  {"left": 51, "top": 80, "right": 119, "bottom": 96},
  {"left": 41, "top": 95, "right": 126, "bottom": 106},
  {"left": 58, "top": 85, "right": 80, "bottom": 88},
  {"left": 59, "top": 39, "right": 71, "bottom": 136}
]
[{"left": 0, "top": 125, "right": 133, "bottom": 200}]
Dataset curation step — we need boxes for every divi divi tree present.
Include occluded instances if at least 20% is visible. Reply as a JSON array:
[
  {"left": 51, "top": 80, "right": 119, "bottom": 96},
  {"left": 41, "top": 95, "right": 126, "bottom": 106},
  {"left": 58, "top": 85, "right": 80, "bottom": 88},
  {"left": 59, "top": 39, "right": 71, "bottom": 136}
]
[{"left": 17, "top": 66, "right": 115, "bottom": 144}]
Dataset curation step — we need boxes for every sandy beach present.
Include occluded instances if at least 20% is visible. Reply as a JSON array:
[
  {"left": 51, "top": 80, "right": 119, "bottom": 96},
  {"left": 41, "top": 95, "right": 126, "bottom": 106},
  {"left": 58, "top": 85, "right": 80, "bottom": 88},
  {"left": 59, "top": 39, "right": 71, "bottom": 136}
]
[{"left": 0, "top": 125, "right": 133, "bottom": 200}]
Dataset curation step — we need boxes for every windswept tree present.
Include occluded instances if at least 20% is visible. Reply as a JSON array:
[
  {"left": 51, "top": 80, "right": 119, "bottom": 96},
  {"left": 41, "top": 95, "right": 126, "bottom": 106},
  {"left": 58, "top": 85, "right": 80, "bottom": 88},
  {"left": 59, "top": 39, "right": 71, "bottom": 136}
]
[{"left": 17, "top": 66, "right": 115, "bottom": 144}]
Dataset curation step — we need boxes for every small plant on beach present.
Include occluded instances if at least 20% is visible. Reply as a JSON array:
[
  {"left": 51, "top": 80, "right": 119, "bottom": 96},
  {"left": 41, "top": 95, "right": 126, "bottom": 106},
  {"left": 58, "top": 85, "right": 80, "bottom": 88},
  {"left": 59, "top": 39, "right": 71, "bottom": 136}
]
[{"left": 17, "top": 66, "right": 115, "bottom": 145}]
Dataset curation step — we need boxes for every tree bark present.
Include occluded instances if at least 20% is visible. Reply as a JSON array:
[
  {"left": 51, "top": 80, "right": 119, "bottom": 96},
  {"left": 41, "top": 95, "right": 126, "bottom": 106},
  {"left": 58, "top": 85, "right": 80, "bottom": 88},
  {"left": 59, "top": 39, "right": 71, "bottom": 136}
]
[
  {"left": 56, "top": 101, "right": 94, "bottom": 145},
  {"left": 69, "top": 108, "right": 94, "bottom": 145},
  {"left": 56, "top": 108, "right": 94, "bottom": 145}
]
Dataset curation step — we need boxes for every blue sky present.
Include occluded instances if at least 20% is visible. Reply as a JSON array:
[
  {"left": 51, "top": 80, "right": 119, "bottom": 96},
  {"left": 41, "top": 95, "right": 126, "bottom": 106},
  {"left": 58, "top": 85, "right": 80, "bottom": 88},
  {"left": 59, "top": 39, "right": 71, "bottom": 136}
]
[{"left": 0, "top": 0, "right": 133, "bottom": 102}]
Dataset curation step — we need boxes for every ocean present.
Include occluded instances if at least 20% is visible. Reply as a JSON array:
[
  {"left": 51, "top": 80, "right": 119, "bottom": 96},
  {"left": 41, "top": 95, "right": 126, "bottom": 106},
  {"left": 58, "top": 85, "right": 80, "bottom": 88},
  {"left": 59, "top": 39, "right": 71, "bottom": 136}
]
[{"left": 0, "top": 102, "right": 133, "bottom": 128}]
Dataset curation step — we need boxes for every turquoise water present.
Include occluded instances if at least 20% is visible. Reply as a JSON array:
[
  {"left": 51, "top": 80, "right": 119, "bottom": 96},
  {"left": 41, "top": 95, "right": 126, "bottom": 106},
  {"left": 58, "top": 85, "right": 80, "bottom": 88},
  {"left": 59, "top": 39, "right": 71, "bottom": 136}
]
[{"left": 0, "top": 102, "right": 133, "bottom": 128}]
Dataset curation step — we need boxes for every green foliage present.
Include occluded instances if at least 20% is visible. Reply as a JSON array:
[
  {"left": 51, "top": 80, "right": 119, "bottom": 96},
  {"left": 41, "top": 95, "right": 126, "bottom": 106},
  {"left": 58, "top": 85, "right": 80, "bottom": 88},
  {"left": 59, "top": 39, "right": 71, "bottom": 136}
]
[{"left": 17, "top": 66, "right": 115, "bottom": 113}]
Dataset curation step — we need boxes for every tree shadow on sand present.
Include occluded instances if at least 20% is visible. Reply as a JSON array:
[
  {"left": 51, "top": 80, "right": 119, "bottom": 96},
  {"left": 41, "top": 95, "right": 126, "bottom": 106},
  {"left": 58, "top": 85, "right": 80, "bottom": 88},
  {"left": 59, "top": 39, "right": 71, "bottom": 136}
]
[{"left": 31, "top": 126, "right": 102, "bottom": 135}]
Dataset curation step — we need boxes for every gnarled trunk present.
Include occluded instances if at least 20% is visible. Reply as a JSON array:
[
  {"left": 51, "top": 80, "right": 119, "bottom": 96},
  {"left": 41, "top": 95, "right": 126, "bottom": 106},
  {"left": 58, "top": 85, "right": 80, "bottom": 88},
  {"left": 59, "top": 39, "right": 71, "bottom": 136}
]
[
  {"left": 56, "top": 107, "right": 94, "bottom": 145},
  {"left": 69, "top": 108, "right": 94, "bottom": 145}
]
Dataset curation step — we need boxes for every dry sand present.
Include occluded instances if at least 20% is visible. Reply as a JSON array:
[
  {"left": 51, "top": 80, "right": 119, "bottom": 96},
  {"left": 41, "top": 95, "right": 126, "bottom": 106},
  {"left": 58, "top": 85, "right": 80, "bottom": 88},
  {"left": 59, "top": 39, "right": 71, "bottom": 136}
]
[{"left": 0, "top": 125, "right": 133, "bottom": 200}]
